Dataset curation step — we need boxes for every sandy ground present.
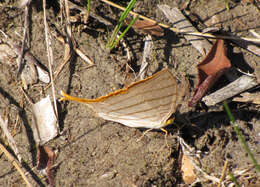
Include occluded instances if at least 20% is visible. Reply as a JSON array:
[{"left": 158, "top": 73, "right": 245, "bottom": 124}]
[{"left": 0, "top": 0, "right": 260, "bottom": 186}]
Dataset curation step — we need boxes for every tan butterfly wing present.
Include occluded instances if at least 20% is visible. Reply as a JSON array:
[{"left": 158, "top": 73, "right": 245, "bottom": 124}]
[{"left": 61, "top": 69, "right": 178, "bottom": 129}]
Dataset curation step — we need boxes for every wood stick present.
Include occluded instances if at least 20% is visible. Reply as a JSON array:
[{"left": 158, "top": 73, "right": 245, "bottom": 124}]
[
  {"left": 0, "top": 143, "right": 32, "bottom": 187},
  {"left": 0, "top": 115, "right": 22, "bottom": 163},
  {"left": 202, "top": 75, "right": 258, "bottom": 106},
  {"left": 16, "top": 0, "right": 32, "bottom": 78},
  {"left": 43, "top": 0, "right": 58, "bottom": 119}
]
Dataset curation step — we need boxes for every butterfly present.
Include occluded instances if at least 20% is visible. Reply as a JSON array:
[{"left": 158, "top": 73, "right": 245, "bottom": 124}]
[{"left": 60, "top": 69, "right": 178, "bottom": 130}]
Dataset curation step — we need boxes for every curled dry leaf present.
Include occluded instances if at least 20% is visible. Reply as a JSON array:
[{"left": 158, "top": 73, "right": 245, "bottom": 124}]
[
  {"left": 127, "top": 19, "right": 164, "bottom": 36},
  {"left": 37, "top": 145, "right": 57, "bottom": 187},
  {"left": 189, "top": 39, "right": 231, "bottom": 107}
]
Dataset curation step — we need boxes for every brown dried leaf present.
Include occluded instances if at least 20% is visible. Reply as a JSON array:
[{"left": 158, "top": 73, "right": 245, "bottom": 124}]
[
  {"left": 130, "top": 19, "right": 164, "bottom": 36},
  {"left": 181, "top": 154, "right": 197, "bottom": 184},
  {"left": 189, "top": 39, "right": 231, "bottom": 106},
  {"left": 37, "top": 145, "right": 57, "bottom": 187}
]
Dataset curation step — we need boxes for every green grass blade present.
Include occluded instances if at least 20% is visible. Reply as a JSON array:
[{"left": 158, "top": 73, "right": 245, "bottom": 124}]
[
  {"left": 87, "top": 0, "right": 91, "bottom": 15},
  {"left": 106, "top": 0, "right": 137, "bottom": 49},
  {"left": 110, "top": 16, "right": 138, "bottom": 50},
  {"left": 119, "top": 0, "right": 137, "bottom": 22},
  {"left": 106, "top": 23, "right": 123, "bottom": 48},
  {"left": 224, "top": 0, "right": 230, "bottom": 10},
  {"left": 228, "top": 171, "right": 241, "bottom": 187},
  {"left": 223, "top": 101, "right": 260, "bottom": 173}
]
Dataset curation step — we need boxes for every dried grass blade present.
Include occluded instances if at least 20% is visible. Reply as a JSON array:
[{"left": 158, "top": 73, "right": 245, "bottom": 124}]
[
  {"left": 0, "top": 115, "right": 22, "bottom": 162},
  {"left": 0, "top": 143, "right": 32, "bottom": 187},
  {"left": 43, "top": 0, "right": 58, "bottom": 118},
  {"left": 158, "top": 4, "right": 211, "bottom": 55}
]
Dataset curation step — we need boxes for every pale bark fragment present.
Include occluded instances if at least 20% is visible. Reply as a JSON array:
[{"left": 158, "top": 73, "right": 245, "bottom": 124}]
[
  {"left": 158, "top": 4, "right": 212, "bottom": 55},
  {"left": 138, "top": 35, "right": 153, "bottom": 80},
  {"left": 233, "top": 92, "right": 260, "bottom": 105},
  {"left": 202, "top": 75, "right": 258, "bottom": 106}
]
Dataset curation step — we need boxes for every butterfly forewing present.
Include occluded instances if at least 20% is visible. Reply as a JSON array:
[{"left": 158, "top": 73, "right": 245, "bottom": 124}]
[{"left": 89, "top": 69, "right": 178, "bottom": 129}]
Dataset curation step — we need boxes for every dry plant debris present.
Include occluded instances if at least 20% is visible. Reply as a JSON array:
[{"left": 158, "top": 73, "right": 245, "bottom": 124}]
[
  {"left": 0, "top": 43, "right": 17, "bottom": 64},
  {"left": 233, "top": 92, "right": 260, "bottom": 105},
  {"left": 181, "top": 154, "right": 197, "bottom": 184},
  {"left": 37, "top": 145, "right": 57, "bottom": 187},
  {"left": 0, "top": 143, "right": 32, "bottom": 187},
  {"left": 129, "top": 19, "right": 164, "bottom": 36},
  {"left": 0, "top": 115, "right": 22, "bottom": 163},
  {"left": 202, "top": 75, "right": 259, "bottom": 106},
  {"left": 189, "top": 39, "right": 231, "bottom": 106},
  {"left": 158, "top": 4, "right": 212, "bottom": 55},
  {"left": 0, "top": 40, "right": 50, "bottom": 89},
  {"left": 32, "top": 96, "right": 58, "bottom": 145},
  {"left": 0, "top": 0, "right": 259, "bottom": 186},
  {"left": 138, "top": 35, "right": 153, "bottom": 80}
]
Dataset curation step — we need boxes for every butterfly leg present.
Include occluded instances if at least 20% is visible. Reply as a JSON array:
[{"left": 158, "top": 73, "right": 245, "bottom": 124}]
[
  {"left": 160, "top": 128, "right": 170, "bottom": 148},
  {"left": 136, "top": 128, "right": 153, "bottom": 142}
]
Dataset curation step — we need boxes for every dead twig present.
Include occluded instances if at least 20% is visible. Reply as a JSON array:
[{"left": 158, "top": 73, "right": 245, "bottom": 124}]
[
  {"left": 250, "top": 29, "right": 260, "bottom": 38},
  {"left": 0, "top": 143, "right": 32, "bottom": 187},
  {"left": 44, "top": 33, "right": 72, "bottom": 91},
  {"left": 233, "top": 92, "right": 260, "bottom": 105},
  {"left": 178, "top": 136, "right": 221, "bottom": 184},
  {"left": 43, "top": 0, "right": 58, "bottom": 118},
  {"left": 44, "top": 0, "right": 94, "bottom": 91},
  {"left": 62, "top": 1, "right": 94, "bottom": 66},
  {"left": 217, "top": 160, "right": 228, "bottom": 187},
  {"left": 0, "top": 115, "right": 22, "bottom": 162},
  {"left": 115, "top": 31, "right": 135, "bottom": 74},
  {"left": 16, "top": 0, "right": 32, "bottom": 78},
  {"left": 202, "top": 75, "right": 258, "bottom": 106}
]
